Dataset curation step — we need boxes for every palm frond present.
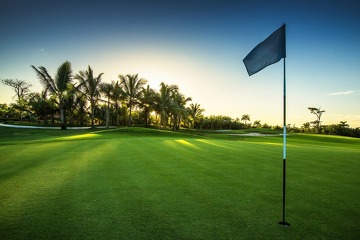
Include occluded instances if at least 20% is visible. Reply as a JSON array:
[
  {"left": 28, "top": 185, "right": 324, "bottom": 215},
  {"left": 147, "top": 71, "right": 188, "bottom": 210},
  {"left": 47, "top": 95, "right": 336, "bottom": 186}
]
[
  {"left": 56, "top": 61, "right": 73, "bottom": 92},
  {"left": 31, "top": 65, "right": 57, "bottom": 94}
]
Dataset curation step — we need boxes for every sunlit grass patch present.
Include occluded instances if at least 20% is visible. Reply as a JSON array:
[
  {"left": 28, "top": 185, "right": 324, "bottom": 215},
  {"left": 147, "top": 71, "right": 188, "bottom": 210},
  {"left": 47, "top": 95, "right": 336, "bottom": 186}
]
[
  {"left": 56, "top": 133, "right": 99, "bottom": 140},
  {"left": 174, "top": 139, "right": 201, "bottom": 150}
]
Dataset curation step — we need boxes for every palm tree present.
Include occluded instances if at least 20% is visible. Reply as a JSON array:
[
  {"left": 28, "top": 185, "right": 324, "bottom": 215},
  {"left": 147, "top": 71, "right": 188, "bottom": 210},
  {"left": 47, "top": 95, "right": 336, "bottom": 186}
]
[
  {"left": 139, "top": 85, "right": 157, "bottom": 127},
  {"left": 31, "top": 61, "right": 73, "bottom": 129},
  {"left": 154, "top": 82, "right": 177, "bottom": 128},
  {"left": 62, "top": 84, "right": 88, "bottom": 126},
  {"left": 28, "top": 91, "right": 49, "bottom": 124},
  {"left": 63, "top": 83, "right": 79, "bottom": 126},
  {"left": 73, "top": 93, "right": 87, "bottom": 126},
  {"left": 100, "top": 82, "right": 113, "bottom": 128},
  {"left": 119, "top": 74, "right": 147, "bottom": 126},
  {"left": 111, "top": 81, "right": 125, "bottom": 126},
  {"left": 252, "top": 120, "right": 261, "bottom": 128},
  {"left": 241, "top": 114, "right": 251, "bottom": 128},
  {"left": 188, "top": 103, "right": 204, "bottom": 129},
  {"left": 339, "top": 121, "right": 349, "bottom": 128},
  {"left": 171, "top": 91, "right": 192, "bottom": 131},
  {"left": 75, "top": 66, "right": 104, "bottom": 128}
]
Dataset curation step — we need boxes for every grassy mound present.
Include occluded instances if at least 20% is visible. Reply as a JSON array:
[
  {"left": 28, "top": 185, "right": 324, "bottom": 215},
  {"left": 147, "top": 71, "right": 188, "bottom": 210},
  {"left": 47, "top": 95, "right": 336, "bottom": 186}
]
[{"left": 0, "top": 127, "right": 359, "bottom": 239}]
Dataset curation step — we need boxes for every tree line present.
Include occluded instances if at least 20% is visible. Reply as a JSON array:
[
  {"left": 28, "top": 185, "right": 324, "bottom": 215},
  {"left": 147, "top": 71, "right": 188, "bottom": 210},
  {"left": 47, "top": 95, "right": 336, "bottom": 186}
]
[
  {"left": 295, "top": 107, "right": 359, "bottom": 138},
  {"left": 1, "top": 61, "right": 359, "bottom": 137},
  {"left": 1, "top": 61, "right": 249, "bottom": 130},
  {"left": 1, "top": 61, "right": 203, "bottom": 130}
]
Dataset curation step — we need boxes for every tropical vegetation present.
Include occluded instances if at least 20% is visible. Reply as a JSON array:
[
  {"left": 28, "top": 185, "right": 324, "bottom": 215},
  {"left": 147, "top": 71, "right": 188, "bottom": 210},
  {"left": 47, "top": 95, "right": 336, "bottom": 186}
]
[{"left": 1, "top": 60, "right": 359, "bottom": 137}]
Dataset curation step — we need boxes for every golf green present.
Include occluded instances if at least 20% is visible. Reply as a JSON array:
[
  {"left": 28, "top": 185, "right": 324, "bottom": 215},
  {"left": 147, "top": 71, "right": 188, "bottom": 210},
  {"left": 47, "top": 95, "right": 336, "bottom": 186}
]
[{"left": 0, "top": 127, "right": 359, "bottom": 239}]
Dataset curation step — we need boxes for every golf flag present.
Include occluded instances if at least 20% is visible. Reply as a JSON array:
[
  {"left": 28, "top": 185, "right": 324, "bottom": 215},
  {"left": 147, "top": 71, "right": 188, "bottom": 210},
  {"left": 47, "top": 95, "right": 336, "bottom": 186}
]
[
  {"left": 243, "top": 23, "right": 290, "bottom": 227},
  {"left": 243, "top": 24, "right": 286, "bottom": 76}
]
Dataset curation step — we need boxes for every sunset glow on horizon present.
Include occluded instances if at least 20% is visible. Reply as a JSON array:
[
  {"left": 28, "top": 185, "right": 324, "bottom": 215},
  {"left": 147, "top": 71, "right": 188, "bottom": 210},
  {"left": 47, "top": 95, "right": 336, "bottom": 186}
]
[{"left": 1, "top": 0, "right": 359, "bottom": 127}]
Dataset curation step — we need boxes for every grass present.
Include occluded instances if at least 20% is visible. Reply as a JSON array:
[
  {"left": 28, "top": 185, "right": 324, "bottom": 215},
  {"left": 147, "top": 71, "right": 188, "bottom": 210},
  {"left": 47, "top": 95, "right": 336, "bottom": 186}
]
[{"left": 0, "top": 127, "right": 359, "bottom": 239}]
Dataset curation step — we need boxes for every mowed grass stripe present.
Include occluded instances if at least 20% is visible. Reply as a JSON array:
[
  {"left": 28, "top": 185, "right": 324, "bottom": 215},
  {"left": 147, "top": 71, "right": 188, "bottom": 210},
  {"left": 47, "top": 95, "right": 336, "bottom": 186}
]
[{"left": 0, "top": 127, "right": 359, "bottom": 239}]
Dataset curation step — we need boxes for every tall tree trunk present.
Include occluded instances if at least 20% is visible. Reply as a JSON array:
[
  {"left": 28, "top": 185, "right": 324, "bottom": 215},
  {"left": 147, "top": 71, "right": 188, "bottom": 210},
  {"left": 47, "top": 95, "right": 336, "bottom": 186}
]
[
  {"left": 18, "top": 96, "right": 23, "bottom": 122},
  {"left": 60, "top": 96, "right": 66, "bottom": 130},
  {"left": 128, "top": 105, "right": 132, "bottom": 127},
  {"left": 144, "top": 108, "right": 149, "bottom": 128},
  {"left": 177, "top": 116, "right": 181, "bottom": 130},
  {"left": 91, "top": 101, "right": 95, "bottom": 128},
  {"left": 106, "top": 99, "right": 110, "bottom": 128},
  {"left": 60, "top": 108, "right": 66, "bottom": 130},
  {"left": 172, "top": 115, "right": 176, "bottom": 131},
  {"left": 115, "top": 104, "right": 120, "bottom": 126}
]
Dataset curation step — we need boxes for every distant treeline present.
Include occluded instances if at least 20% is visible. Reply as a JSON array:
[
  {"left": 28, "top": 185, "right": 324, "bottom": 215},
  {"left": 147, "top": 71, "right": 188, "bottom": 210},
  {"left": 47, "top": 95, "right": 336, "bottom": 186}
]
[
  {"left": 1, "top": 61, "right": 359, "bottom": 138},
  {"left": 288, "top": 123, "right": 360, "bottom": 138},
  {"left": 1, "top": 102, "right": 359, "bottom": 138}
]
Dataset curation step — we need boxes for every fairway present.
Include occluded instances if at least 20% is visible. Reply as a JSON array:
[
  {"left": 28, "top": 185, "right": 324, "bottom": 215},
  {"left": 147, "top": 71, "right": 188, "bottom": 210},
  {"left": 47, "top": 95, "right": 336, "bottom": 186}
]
[{"left": 0, "top": 127, "right": 359, "bottom": 239}]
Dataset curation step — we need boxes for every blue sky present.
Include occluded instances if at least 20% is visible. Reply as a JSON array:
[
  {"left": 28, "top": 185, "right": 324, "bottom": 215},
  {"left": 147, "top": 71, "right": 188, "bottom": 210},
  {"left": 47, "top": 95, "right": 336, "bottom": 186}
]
[{"left": 1, "top": 0, "right": 359, "bottom": 127}]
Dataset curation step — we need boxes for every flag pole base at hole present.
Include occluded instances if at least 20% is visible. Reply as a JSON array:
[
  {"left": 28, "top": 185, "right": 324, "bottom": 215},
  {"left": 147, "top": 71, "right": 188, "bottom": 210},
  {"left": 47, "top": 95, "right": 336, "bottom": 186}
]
[{"left": 279, "top": 221, "right": 290, "bottom": 227}]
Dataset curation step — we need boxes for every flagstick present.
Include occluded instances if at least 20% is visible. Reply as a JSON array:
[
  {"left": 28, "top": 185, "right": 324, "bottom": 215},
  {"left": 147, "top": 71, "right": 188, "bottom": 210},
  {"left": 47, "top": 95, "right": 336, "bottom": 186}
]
[
  {"left": 279, "top": 57, "right": 290, "bottom": 227},
  {"left": 242, "top": 23, "right": 289, "bottom": 226}
]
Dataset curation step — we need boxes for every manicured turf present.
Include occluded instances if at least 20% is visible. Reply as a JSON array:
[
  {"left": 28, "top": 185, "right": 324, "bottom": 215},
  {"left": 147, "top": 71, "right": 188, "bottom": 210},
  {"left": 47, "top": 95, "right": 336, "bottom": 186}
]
[{"left": 0, "top": 127, "right": 359, "bottom": 239}]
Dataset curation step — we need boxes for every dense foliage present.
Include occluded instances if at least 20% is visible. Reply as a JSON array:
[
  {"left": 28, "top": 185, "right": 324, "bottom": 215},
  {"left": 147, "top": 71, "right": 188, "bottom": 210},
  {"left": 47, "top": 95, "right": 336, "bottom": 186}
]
[
  {"left": 1, "top": 61, "right": 359, "bottom": 137},
  {"left": 289, "top": 122, "right": 360, "bottom": 138}
]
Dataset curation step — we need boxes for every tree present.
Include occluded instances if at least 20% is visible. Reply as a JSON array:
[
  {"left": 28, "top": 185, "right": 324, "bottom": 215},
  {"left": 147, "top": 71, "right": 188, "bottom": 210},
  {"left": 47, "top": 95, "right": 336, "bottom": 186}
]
[
  {"left": 241, "top": 114, "right": 251, "bottom": 128},
  {"left": 73, "top": 92, "right": 87, "bottom": 126},
  {"left": 29, "top": 91, "right": 55, "bottom": 124},
  {"left": 119, "top": 74, "right": 147, "bottom": 126},
  {"left": 188, "top": 103, "right": 204, "bottom": 129},
  {"left": 198, "top": 115, "right": 235, "bottom": 130},
  {"left": 111, "top": 81, "right": 125, "bottom": 126},
  {"left": 339, "top": 121, "right": 349, "bottom": 128},
  {"left": 308, "top": 107, "right": 325, "bottom": 130},
  {"left": 253, "top": 120, "right": 261, "bottom": 128},
  {"left": 100, "top": 82, "right": 113, "bottom": 128},
  {"left": 1, "top": 79, "right": 31, "bottom": 121},
  {"left": 301, "top": 122, "right": 311, "bottom": 133},
  {"left": 75, "top": 66, "right": 104, "bottom": 128},
  {"left": 0, "top": 103, "right": 17, "bottom": 119},
  {"left": 64, "top": 84, "right": 87, "bottom": 126},
  {"left": 31, "top": 61, "right": 73, "bottom": 129},
  {"left": 154, "top": 82, "right": 178, "bottom": 128},
  {"left": 170, "top": 90, "right": 191, "bottom": 131},
  {"left": 139, "top": 85, "right": 157, "bottom": 128}
]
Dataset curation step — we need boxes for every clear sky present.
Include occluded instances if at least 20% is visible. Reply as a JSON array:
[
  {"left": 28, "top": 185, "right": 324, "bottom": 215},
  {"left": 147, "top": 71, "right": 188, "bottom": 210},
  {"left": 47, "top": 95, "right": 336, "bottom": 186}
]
[{"left": 1, "top": 0, "right": 359, "bottom": 127}]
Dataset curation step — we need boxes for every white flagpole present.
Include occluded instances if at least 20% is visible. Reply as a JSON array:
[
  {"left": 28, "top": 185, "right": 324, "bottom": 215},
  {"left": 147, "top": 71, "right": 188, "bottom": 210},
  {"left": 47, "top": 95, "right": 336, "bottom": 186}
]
[{"left": 280, "top": 42, "right": 290, "bottom": 227}]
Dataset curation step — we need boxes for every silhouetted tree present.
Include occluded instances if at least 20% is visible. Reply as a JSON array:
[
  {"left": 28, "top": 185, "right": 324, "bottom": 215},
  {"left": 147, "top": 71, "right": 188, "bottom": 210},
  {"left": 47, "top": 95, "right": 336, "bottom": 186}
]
[
  {"left": 139, "top": 85, "right": 157, "bottom": 127},
  {"left": 1, "top": 79, "right": 31, "bottom": 121},
  {"left": 100, "top": 82, "right": 112, "bottom": 128},
  {"left": 188, "top": 103, "right": 204, "bottom": 129},
  {"left": 241, "top": 114, "right": 251, "bottom": 128},
  {"left": 75, "top": 66, "right": 104, "bottom": 128},
  {"left": 308, "top": 107, "right": 325, "bottom": 130},
  {"left": 31, "top": 61, "right": 73, "bottom": 129},
  {"left": 253, "top": 120, "right": 261, "bottom": 128},
  {"left": 153, "top": 82, "right": 178, "bottom": 128},
  {"left": 119, "top": 74, "right": 147, "bottom": 126}
]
